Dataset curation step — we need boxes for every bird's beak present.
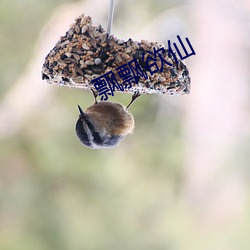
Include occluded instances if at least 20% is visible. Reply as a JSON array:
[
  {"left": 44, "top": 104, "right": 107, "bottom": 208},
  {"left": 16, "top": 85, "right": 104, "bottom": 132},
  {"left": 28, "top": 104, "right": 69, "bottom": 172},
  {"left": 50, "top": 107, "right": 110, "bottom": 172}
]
[{"left": 77, "top": 105, "right": 86, "bottom": 119}]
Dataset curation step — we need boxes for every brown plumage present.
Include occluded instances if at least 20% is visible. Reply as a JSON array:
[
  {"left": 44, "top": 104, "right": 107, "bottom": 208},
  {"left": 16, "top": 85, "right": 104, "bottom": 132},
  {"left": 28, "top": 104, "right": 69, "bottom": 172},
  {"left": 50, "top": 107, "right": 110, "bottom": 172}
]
[{"left": 85, "top": 102, "right": 134, "bottom": 136}]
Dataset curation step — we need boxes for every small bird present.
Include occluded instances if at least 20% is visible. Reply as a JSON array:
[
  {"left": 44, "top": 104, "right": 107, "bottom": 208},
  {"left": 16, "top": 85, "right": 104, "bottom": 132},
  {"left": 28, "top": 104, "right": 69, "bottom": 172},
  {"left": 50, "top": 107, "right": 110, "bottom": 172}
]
[{"left": 75, "top": 90, "right": 140, "bottom": 149}]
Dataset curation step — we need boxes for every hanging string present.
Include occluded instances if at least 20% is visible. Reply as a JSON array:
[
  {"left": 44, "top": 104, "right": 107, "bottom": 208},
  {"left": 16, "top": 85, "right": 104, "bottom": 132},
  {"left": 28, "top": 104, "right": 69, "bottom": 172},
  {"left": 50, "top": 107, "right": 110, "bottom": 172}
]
[{"left": 107, "top": 0, "right": 115, "bottom": 35}]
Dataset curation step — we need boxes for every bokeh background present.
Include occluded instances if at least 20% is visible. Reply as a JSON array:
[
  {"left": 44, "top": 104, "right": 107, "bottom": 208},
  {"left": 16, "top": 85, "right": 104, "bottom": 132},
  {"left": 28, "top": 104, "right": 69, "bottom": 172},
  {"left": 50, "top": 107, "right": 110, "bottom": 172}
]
[{"left": 1, "top": 0, "right": 250, "bottom": 249}]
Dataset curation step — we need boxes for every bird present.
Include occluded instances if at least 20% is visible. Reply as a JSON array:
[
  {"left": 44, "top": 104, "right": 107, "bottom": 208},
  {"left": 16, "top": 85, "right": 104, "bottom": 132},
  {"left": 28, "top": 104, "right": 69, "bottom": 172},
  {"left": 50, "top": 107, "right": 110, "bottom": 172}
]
[{"left": 75, "top": 90, "right": 140, "bottom": 149}]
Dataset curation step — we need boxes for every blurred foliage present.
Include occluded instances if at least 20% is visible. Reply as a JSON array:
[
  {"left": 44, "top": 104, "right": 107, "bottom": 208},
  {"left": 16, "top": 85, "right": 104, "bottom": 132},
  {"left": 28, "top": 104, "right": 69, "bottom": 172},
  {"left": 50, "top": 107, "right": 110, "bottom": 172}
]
[
  {"left": 0, "top": 0, "right": 71, "bottom": 98},
  {"left": 0, "top": 1, "right": 187, "bottom": 249}
]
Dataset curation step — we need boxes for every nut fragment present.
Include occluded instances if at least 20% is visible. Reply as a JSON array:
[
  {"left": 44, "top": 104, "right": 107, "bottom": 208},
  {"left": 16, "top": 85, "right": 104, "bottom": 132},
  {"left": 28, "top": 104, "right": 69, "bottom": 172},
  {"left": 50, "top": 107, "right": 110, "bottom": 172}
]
[{"left": 85, "top": 60, "right": 94, "bottom": 65}]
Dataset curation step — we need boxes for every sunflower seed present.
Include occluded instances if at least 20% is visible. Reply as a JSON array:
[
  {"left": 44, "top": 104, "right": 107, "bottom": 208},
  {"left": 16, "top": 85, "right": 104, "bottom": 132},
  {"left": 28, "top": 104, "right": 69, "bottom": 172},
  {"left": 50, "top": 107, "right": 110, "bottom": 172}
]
[{"left": 82, "top": 43, "right": 90, "bottom": 50}]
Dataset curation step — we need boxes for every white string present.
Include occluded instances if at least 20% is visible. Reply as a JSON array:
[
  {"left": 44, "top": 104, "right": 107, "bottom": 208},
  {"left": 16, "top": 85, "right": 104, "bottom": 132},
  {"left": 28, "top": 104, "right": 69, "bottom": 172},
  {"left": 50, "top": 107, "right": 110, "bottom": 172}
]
[{"left": 107, "top": 0, "right": 115, "bottom": 34}]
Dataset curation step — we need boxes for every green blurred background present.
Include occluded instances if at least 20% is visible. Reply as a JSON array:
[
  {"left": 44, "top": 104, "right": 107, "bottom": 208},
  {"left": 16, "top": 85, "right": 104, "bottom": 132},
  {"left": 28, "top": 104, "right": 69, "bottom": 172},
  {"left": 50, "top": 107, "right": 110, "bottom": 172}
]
[{"left": 1, "top": 0, "right": 250, "bottom": 249}]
